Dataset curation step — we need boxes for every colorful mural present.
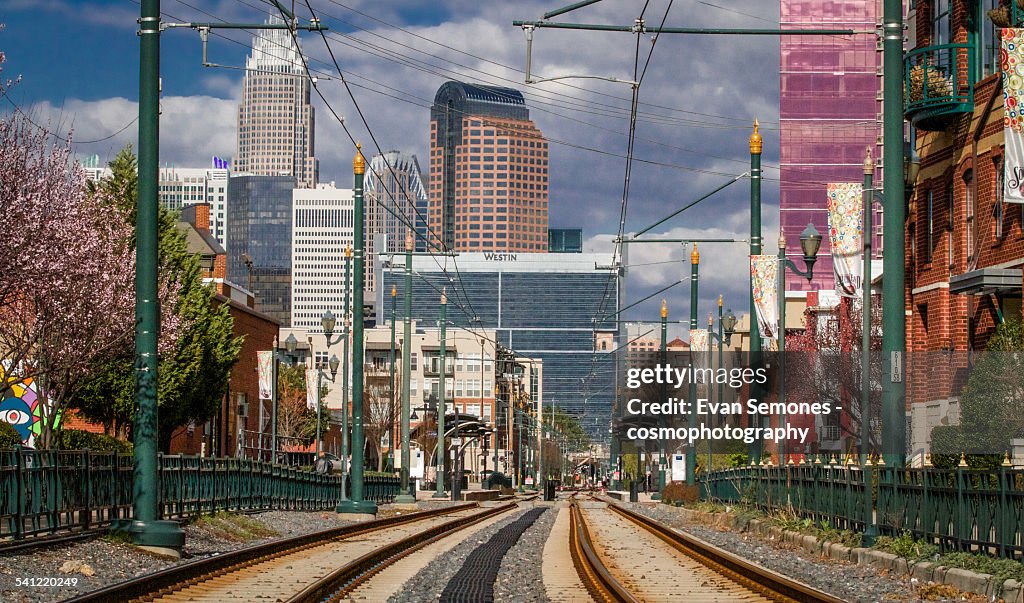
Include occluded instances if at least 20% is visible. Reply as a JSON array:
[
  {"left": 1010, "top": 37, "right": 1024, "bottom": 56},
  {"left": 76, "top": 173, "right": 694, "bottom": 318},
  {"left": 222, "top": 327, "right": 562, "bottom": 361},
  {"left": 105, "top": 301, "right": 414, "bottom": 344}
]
[{"left": 0, "top": 364, "right": 57, "bottom": 447}]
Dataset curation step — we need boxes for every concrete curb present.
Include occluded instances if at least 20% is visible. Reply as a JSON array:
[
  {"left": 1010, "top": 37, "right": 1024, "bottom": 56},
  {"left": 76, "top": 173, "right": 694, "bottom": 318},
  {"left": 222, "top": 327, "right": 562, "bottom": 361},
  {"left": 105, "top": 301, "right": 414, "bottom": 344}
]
[{"left": 670, "top": 506, "right": 1018, "bottom": 602}]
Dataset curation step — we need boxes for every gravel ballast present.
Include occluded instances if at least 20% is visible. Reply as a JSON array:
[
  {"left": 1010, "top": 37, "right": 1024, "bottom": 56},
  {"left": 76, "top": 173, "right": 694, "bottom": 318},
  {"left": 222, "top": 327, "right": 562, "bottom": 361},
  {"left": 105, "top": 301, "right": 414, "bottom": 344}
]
[
  {"left": 0, "top": 509, "right": 356, "bottom": 603},
  {"left": 623, "top": 502, "right": 984, "bottom": 603},
  {"left": 389, "top": 503, "right": 554, "bottom": 603}
]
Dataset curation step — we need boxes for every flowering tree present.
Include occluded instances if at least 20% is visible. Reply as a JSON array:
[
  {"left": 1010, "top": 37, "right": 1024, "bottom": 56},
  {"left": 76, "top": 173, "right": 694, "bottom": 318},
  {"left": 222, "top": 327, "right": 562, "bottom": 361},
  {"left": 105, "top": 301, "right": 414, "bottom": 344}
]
[
  {"left": 0, "top": 112, "right": 186, "bottom": 448},
  {"left": 785, "top": 297, "right": 883, "bottom": 453}
]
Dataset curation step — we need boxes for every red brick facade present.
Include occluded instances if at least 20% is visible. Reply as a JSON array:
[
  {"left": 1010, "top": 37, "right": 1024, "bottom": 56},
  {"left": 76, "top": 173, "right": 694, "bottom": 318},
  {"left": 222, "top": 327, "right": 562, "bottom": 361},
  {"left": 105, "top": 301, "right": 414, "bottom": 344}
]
[{"left": 907, "top": 3, "right": 1024, "bottom": 443}]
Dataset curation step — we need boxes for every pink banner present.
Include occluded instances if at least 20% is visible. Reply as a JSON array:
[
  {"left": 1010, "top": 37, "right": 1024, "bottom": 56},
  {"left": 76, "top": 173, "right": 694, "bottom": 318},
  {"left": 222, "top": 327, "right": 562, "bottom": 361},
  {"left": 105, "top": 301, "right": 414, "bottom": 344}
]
[
  {"left": 305, "top": 368, "right": 319, "bottom": 410},
  {"left": 257, "top": 351, "right": 273, "bottom": 400},
  {"left": 826, "top": 183, "right": 863, "bottom": 297},
  {"left": 750, "top": 255, "right": 778, "bottom": 341},
  {"left": 1004, "top": 28, "right": 1024, "bottom": 202}
]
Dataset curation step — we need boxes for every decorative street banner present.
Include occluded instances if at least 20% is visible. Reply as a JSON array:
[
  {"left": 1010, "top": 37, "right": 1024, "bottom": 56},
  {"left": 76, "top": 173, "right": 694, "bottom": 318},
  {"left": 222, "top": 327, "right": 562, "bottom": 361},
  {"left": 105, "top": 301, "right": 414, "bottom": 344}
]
[
  {"left": 1004, "top": 28, "right": 1024, "bottom": 202},
  {"left": 827, "top": 182, "right": 863, "bottom": 296},
  {"left": 257, "top": 351, "right": 273, "bottom": 401},
  {"left": 305, "top": 368, "right": 319, "bottom": 410},
  {"left": 689, "top": 329, "right": 709, "bottom": 379},
  {"left": 750, "top": 255, "right": 779, "bottom": 340}
]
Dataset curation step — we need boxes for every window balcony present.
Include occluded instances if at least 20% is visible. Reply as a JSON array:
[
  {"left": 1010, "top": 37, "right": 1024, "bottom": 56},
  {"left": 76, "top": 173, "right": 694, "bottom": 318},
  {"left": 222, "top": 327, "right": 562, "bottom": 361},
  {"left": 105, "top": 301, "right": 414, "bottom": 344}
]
[{"left": 904, "top": 43, "right": 974, "bottom": 131}]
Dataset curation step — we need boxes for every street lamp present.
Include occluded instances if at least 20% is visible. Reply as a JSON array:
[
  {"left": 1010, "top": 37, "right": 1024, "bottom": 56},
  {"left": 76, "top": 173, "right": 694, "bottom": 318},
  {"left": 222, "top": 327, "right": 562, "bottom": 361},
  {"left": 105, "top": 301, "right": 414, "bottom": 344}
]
[
  {"left": 321, "top": 298, "right": 351, "bottom": 501},
  {"left": 776, "top": 222, "right": 822, "bottom": 465},
  {"left": 268, "top": 333, "right": 298, "bottom": 463},
  {"left": 306, "top": 336, "right": 339, "bottom": 456},
  {"left": 705, "top": 296, "right": 736, "bottom": 472}
]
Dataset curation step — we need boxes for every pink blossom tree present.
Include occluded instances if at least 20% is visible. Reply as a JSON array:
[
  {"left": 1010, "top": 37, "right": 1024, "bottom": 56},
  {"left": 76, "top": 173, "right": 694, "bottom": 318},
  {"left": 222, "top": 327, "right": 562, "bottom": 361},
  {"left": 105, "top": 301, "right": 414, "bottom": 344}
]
[{"left": 0, "top": 58, "right": 182, "bottom": 447}]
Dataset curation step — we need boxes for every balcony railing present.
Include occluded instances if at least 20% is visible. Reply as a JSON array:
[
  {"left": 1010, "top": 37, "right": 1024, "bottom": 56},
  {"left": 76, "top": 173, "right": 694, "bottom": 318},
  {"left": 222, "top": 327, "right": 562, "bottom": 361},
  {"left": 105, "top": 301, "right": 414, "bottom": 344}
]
[{"left": 904, "top": 43, "right": 974, "bottom": 131}]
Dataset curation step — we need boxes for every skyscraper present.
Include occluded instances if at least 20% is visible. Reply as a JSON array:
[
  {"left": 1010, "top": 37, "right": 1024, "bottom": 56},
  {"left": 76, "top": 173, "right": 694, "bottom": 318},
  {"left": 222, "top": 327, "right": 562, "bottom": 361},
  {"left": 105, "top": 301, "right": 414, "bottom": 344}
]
[
  {"left": 158, "top": 161, "right": 229, "bottom": 249},
  {"left": 291, "top": 183, "right": 354, "bottom": 331},
  {"left": 226, "top": 175, "right": 296, "bottom": 326},
  {"left": 780, "top": 1, "right": 881, "bottom": 291},
  {"left": 429, "top": 81, "right": 549, "bottom": 253},
  {"left": 234, "top": 15, "right": 318, "bottom": 188},
  {"left": 364, "top": 150, "right": 428, "bottom": 293}
]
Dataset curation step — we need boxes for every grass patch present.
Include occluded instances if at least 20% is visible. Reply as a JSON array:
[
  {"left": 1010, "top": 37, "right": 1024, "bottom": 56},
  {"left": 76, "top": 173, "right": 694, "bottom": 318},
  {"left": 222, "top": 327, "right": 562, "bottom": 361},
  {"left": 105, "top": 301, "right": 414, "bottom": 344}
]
[
  {"left": 688, "top": 501, "right": 726, "bottom": 514},
  {"left": 935, "top": 552, "right": 1024, "bottom": 585},
  {"left": 100, "top": 531, "right": 131, "bottom": 545},
  {"left": 816, "top": 520, "right": 863, "bottom": 548},
  {"left": 193, "top": 512, "right": 279, "bottom": 542}
]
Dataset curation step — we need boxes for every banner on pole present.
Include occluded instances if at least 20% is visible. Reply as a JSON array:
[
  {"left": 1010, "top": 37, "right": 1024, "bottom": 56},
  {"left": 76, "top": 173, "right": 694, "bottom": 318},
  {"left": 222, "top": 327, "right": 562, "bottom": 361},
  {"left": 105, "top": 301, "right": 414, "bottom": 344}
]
[
  {"left": 671, "top": 453, "right": 686, "bottom": 482},
  {"left": 305, "top": 368, "right": 319, "bottom": 410},
  {"left": 826, "top": 182, "right": 863, "bottom": 296},
  {"left": 750, "top": 255, "right": 779, "bottom": 340},
  {"left": 257, "top": 351, "right": 273, "bottom": 401},
  {"left": 1004, "top": 28, "right": 1024, "bottom": 203}
]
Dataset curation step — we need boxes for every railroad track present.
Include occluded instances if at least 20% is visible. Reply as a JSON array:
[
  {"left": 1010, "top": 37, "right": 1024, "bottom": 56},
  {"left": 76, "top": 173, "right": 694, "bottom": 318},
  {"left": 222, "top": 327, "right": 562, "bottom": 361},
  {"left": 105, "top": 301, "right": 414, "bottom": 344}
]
[
  {"left": 67, "top": 501, "right": 524, "bottom": 603},
  {"left": 570, "top": 496, "right": 845, "bottom": 603}
]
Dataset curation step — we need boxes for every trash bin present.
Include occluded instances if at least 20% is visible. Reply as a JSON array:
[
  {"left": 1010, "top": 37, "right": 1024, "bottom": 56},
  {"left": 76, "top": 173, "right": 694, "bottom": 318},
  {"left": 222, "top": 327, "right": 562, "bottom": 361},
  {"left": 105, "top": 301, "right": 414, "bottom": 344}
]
[
  {"left": 544, "top": 479, "right": 557, "bottom": 501},
  {"left": 629, "top": 480, "right": 639, "bottom": 503}
]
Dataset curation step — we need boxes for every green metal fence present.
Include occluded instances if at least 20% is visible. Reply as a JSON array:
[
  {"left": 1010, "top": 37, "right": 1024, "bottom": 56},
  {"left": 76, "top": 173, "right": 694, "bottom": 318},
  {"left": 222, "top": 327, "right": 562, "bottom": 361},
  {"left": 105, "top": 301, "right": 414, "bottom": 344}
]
[
  {"left": 702, "top": 462, "right": 1024, "bottom": 559},
  {"left": 1, "top": 447, "right": 400, "bottom": 541}
]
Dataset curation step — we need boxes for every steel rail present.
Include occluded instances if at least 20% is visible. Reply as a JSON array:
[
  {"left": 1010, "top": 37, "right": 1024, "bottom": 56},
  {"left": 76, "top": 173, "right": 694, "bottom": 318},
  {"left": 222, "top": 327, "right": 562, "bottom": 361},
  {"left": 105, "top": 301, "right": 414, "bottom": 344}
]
[
  {"left": 65, "top": 503, "right": 477, "bottom": 603},
  {"left": 569, "top": 499, "right": 639, "bottom": 603},
  {"left": 294, "top": 501, "right": 523, "bottom": 603},
  {"left": 606, "top": 501, "right": 846, "bottom": 603}
]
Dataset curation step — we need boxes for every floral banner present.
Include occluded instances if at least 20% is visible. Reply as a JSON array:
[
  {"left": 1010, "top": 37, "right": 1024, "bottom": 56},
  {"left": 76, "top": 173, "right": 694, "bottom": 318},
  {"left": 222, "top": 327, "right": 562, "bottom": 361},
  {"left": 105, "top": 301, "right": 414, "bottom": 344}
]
[
  {"left": 257, "top": 351, "right": 273, "bottom": 401},
  {"left": 688, "top": 329, "right": 709, "bottom": 387},
  {"left": 827, "top": 183, "right": 863, "bottom": 297},
  {"left": 306, "top": 368, "right": 319, "bottom": 410},
  {"left": 1004, "top": 28, "right": 1024, "bottom": 202},
  {"left": 750, "top": 255, "right": 778, "bottom": 341}
]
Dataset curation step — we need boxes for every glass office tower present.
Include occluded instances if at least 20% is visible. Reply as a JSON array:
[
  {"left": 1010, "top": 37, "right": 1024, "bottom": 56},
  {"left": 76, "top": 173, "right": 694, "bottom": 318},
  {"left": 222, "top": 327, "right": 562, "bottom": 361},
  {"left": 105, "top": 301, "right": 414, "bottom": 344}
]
[
  {"left": 780, "top": 0, "right": 881, "bottom": 291},
  {"left": 382, "top": 253, "right": 618, "bottom": 439}
]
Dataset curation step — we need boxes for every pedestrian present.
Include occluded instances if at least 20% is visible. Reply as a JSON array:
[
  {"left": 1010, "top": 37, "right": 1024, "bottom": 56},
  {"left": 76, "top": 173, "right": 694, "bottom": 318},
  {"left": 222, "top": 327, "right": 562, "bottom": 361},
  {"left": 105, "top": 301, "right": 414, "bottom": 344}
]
[{"left": 315, "top": 451, "right": 331, "bottom": 474}]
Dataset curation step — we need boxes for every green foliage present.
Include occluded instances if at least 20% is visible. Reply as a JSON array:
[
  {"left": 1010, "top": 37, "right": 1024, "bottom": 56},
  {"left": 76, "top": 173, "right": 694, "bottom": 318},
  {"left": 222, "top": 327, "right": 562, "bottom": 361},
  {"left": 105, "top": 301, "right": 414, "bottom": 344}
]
[
  {"left": 936, "top": 552, "right": 1024, "bottom": 585},
  {"left": 547, "top": 406, "right": 590, "bottom": 451},
  {"left": 930, "top": 320, "right": 1024, "bottom": 465},
  {"left": 57, "top": 429, "right": 133, "bottom": 454},
  {"left": 769, "top": 507, "right": 815, "bottom": 533},
  {"left": 0, "top": 421, "right": 22, "bottom": 448},
  {"left": 660, "top": 482, "right": 699, "bottom": 505},
  {"left": 69, "top": 147, "right": 243, "bottom": 450},
  {"left": 873, "top": 530, "right": 939, "bottom": 560},
  {"left": 816, "top": 520, "right": 863, "bottom": 548},
  {"left": 726, "top": 452, "right": 749, "bottom": 468}
]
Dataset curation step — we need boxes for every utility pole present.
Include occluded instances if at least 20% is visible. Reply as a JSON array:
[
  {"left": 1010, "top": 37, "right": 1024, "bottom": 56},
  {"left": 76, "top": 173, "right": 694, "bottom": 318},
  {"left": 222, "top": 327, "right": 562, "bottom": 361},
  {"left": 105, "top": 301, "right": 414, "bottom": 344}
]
[
  {"left": 340, "top": 247, "right": 351, "bottom": 502},
  {"left": 687, "top": 246, "right": 699, "bottom": 485},
  {"left": 130, "top": 0, "right": 184, "bottom": 557},
  {"left": 336, "top": 145, "right": 377, "bottom": 517},
  {"left": 389, "top": 285, "right": 397, "bottom": 471},
  {"left": 749, "top": 123, "right": 763, "bottom": 464},
  {"left": 395, "top": 232, "right": 416, "bottom": 504},
  {"left": 434, "top": 290, "right": 448, "bottom": 499},
  {"left": 881, "top": 0, "right": 906, "bottom": 467},
  {"left": 862, "top": 148, "right": 878, "bottom": 543},
  {"left": 132, "top": 0, "right": 325, "bottom": 552}
]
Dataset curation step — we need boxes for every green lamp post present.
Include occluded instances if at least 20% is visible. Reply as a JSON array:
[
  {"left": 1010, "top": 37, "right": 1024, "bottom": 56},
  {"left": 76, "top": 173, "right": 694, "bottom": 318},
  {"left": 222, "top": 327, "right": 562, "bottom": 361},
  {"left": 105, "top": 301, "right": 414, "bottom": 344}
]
[
  {"left": 336, "top": 144, "right": 378, "bottom": 517},
  {"left": 433, "top": 289, "right": 448, "bottom": 499},
  {"left": 395, "top": 231, "right": 416, "bottom": 504}
]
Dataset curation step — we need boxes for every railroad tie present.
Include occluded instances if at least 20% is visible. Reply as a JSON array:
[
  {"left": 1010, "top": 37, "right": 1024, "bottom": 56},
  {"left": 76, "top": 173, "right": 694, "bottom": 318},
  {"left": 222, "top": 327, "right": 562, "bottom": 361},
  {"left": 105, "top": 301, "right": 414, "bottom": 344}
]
[{"left": 438, "top": 507, "right": 547, "bottom": 603}]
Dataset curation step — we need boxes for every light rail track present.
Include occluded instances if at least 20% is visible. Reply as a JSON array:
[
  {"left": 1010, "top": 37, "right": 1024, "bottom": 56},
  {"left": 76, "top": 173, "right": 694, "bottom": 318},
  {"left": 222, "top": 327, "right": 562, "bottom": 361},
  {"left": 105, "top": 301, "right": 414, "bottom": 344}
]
[
  {"left": 570, "top": 496, "right": 845, "bottom": 603},
  {"left": 65, "top": 501, "right": 519, "bottom": 603}
]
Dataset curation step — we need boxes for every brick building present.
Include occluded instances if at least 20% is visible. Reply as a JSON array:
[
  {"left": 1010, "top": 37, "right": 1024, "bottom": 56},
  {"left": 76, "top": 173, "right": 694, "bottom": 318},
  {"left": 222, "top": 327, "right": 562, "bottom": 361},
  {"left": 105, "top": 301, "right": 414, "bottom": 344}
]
[
  {"left": 168, "top": 204, "right": 279, "bottom": 456},
  {"left": 904, "top": 1, "right": 1023, "bottom": 459}
]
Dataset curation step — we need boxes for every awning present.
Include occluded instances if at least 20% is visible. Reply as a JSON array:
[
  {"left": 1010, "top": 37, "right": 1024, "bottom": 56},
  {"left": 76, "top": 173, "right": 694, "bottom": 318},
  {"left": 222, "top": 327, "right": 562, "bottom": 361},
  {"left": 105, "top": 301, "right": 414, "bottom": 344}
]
[{"left": 949, "top": 268, "right": 1022, "bottom": 295}]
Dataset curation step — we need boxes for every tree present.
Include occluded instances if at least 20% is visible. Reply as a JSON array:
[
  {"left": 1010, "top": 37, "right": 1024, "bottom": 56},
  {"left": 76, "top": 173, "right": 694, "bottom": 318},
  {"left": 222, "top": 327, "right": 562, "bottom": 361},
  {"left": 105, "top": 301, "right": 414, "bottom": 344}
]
[
  {"left": 364, "top": 382, "right": 397, "bottom": 471},
  {"left": 274, "top": 363, "right": 329, "bottom": 444},
  {"left": 785, "top": 296, "right": 884, "bottom": 453},
  {"left": 67, "top": 147, "right": 242, "bottom": 451},
  {"left": 0, "top": 90, "right": 166, "bottom": 448},
  {"left": 930, "top": 320, "right": 1024, "bottom": 469}
]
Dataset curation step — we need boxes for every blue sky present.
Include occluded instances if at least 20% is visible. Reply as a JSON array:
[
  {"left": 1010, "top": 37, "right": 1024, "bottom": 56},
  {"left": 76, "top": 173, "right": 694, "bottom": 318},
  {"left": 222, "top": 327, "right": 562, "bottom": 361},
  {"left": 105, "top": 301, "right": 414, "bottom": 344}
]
[{"left": 2, "top": 0, "right": 786, "bottom": 335}]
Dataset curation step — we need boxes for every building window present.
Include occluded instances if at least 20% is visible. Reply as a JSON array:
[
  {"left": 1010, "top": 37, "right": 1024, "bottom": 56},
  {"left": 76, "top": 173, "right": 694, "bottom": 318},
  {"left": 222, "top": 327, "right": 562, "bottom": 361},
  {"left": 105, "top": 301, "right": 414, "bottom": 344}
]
[
  {"left": 932, "top": 0, "right": 951, "bottom": 46},
  {"left": 981, "top": 0, "right": 1001, "bottom": 77},
  {"left": 995, "top": 160, "right": 1005, "bottom": 240},
  {"left": 927, "top": 189, "right": 935, "bottom": 261},
  {"left": 965, "top": 170, "right": 975, "bottom": 262}
]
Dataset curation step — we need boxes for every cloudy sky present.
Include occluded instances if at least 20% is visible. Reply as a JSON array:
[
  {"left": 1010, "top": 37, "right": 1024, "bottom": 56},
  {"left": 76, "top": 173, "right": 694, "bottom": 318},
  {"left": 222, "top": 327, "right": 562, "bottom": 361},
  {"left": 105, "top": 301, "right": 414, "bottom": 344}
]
[{"left": 2, "top": 0, "right": 785, "bottom": 337}]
